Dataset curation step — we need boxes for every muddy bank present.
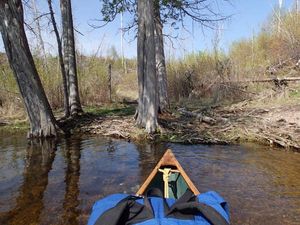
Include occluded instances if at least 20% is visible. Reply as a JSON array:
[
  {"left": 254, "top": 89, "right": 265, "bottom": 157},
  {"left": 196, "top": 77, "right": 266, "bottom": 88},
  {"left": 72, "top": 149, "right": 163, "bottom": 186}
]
[{"left": 59, "top": 103, "right": 300, "bottom": 151}]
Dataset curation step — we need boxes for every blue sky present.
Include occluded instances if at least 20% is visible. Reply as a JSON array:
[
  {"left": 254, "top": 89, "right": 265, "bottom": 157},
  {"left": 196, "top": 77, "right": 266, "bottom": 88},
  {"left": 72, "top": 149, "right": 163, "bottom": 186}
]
[{"left": 0, "top": 0, "right": 296, "bottom": 58}]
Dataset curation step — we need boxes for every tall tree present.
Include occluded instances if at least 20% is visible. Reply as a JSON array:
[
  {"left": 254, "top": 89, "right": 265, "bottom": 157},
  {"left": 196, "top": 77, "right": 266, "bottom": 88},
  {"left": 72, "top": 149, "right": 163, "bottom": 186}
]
[
  {"left": 47, "top": 0, "right": 70, "bottom": 117},
  {"left": 0, "top": 0, "right": 58, "bottom": 138},
  {"left": 136, "top": 0, "right": 158, "bottom": 133},
  {"left": 101, "top": 0, "right": 170, "bottom": 112},
  {"left": 60, "top": 0, "right": 83, "bottom": 116},
  {"left": 100, "top": 0, "right": 227, "bottom": 113},
  {"left": 154, "top": 3, "right": 169, "bottom": 112}
]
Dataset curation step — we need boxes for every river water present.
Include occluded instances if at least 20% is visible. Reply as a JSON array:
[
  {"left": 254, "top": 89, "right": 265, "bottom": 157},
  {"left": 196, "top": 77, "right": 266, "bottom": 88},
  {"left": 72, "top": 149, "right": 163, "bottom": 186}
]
[{"left": 0, "top": 134, "right": 299, "bottom": 225}]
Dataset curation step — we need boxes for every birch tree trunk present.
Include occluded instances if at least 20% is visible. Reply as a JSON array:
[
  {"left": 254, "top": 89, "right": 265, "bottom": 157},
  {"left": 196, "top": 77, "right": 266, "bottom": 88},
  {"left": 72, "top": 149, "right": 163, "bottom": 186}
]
[
  {"left": 60, "top": 0, "right": 82, "bottom": 116},
  {"left": 154, "top": 8, "right": 169, "bottom": 112},
  {"left": 0, "top": 0, "right": 58, "bottom": 138},
  {"left": 48, "top": 0, "right": 70, "bottom": 117},
  {"left": 136, "top": 0, "right": 158, "bottom": 133}
]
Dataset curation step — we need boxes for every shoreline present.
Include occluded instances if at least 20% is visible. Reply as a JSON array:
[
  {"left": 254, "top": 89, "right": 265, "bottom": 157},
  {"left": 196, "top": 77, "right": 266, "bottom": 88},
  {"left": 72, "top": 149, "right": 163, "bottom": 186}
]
[{"left": 1, "top": 102, "right": 300, "bottom": 151}]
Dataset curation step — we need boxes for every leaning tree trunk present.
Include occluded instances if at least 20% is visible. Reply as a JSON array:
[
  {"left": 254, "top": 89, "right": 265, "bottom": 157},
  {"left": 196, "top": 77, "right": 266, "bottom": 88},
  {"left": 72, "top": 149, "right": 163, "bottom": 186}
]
[
  {"left": 0, "top": 0, "right": 58, "bottom": 138},
  {"left": 154, "top": 7, "right": 169, "bottom": 113},
  {"left": 60, "top": 0, "right": 82, "bottom": 116},
  {"left": 48, "top": 0, "right": 70, "bottom": 118},
  {"left": 136, "top": 0, "right": 158, "bottom": 133}
]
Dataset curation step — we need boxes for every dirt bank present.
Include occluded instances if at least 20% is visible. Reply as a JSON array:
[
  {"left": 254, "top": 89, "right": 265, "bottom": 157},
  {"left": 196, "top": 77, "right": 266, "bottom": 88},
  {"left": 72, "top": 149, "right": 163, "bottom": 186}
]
[
  {"left": 59, "top": 102, "right": 300, "bottom": 151},
  {"left": 1, "top": 96, "right": 299, "bottom": 151}
]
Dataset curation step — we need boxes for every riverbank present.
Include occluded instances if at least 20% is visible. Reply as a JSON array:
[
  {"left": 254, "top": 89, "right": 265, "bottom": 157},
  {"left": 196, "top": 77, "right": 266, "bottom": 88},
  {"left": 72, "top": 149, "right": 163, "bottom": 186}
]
[
  {"left": 1, "top": 96, "right": 300, "bottom": 151},
  {"left": 60, "top": 96, "right": 300, "bottom": 150}
]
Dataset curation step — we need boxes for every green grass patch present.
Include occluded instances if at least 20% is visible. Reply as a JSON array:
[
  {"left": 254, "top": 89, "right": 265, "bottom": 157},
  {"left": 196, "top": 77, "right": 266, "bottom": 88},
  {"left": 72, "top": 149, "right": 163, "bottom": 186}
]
[
  {"left": 0, "top": 120, "right": 29, "bottom": 134},
  {"left": 84, "top": 104, "right": 136, "bottom": 117},
  {"left": 289, "top": 90, "right": 300, "bottom": 98}
]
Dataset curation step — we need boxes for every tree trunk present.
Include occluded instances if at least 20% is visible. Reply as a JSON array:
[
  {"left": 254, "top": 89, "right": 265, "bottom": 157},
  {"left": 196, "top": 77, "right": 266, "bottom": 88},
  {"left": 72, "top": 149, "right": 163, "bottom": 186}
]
[
  {"left": 136, "top": 0, "right": 158, "bottom": 133},
  {"left": 154, "top": 7, "right": 169, "bottom": 112},
  {"left": 60, "top": 0, "right": 82, "bottom": 116},
  {"left": 0, "top": 0, "right": 58, "bottom": 138},
  {"left": 48, "top": 0, "right": 70, "bottom": 118},
  {"left": 31, "top": 0, "right": 48, "bottom": 70}
]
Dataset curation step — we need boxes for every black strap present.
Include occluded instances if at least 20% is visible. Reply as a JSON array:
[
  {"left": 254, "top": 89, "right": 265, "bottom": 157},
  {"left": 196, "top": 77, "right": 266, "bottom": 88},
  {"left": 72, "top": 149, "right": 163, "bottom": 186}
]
[
  {"left": 166, "top": 190, "right": 230, "bottom": 225},
  {"left": 144, "top": 188, "right": 169, "bottom": 216},
  {"left": 171, "top": 188, "right": 196, "bottom": 205},
  {"left": 165, "top": 188, "right": 196, "bottom": 220},
  {"left": 94, "top": 196, "right": 152, "bottom": 225},
  {"left": 145, "top": 188, "right": 164, "bottom": 198}
]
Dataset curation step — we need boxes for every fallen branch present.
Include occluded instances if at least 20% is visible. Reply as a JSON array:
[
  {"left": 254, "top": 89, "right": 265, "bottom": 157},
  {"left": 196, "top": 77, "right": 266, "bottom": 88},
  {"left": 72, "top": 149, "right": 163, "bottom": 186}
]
[
  {"left": 178, "top": 108, "right": 216, "bottom": 125},
  {"left": 254, "top": 131, "right": 300, "bottom": 150},
  {"left": 222, "top": 77, "right": 300, "bottom": 84}
]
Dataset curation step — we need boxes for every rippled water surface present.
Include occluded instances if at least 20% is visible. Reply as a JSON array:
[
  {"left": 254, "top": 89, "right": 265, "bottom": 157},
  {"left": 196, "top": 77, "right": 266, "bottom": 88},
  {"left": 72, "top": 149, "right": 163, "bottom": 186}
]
[{"left": 0, "top": 134, "right": 300, "bottom": 225}]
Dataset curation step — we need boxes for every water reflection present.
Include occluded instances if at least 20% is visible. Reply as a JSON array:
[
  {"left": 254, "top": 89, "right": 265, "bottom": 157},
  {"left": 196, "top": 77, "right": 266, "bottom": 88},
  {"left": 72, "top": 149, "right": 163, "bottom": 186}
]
[
  {"left": 135, "top": 142, "right": 166, "bottom": 186},
  {"left": 0, "top": 135, "right": 299, "bottom": 225},
  {"left": 0, "top": 140, "right": 56, "bottom": 225},
  {"left": 62, "top": 137, "right": 81, "bottom": 224}
]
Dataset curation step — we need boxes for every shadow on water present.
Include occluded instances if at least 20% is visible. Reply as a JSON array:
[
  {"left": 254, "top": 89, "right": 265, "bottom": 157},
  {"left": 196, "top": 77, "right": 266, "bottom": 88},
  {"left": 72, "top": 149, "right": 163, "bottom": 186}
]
[
  {"left": 0, "top": 140, "right": 56, "bottom": 225},
  {"left": 0, "top": 134, "right": 300, "bottom": 225}
]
